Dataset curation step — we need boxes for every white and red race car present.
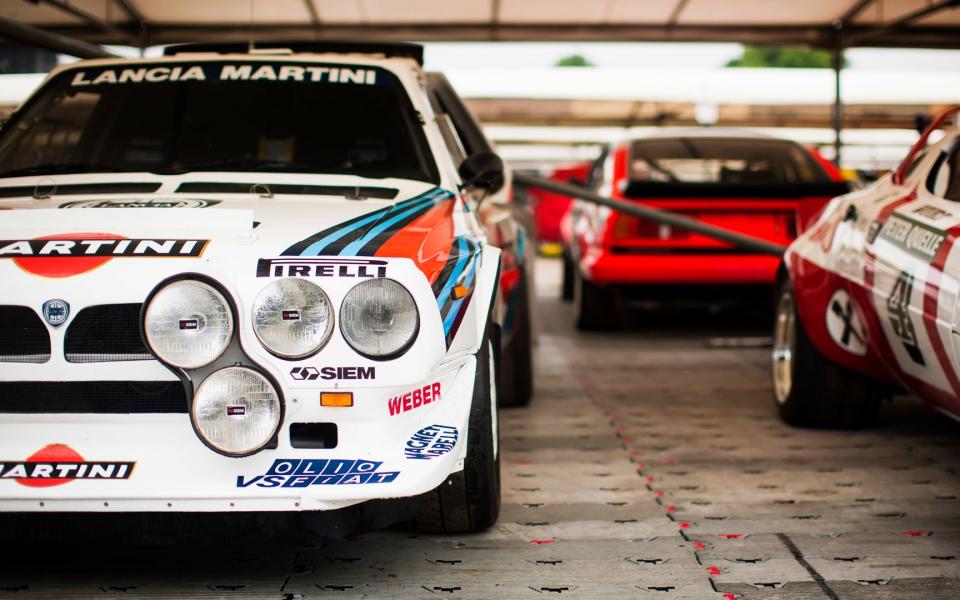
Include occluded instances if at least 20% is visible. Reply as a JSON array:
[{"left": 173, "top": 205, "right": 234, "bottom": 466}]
[
  {"left": 0, "top": 42, "right": 528, "bottom": 533},
  {"left": 774, "top": 107, "right": 960, "bottom": 428}
]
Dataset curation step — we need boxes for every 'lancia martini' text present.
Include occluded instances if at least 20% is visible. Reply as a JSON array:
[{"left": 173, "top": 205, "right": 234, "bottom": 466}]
[{"left": 70, "top": 64, "right": 377, "bottom": 86}]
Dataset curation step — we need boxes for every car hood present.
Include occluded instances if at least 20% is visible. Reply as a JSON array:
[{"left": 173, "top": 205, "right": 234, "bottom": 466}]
[{"left": 0, "top": 176, "right": 460, "bottom": 286}]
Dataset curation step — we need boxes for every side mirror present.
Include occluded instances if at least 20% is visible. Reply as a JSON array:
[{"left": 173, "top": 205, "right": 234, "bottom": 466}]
[{"left": 459, "top": 152, "right": 505, "bottom": 195}]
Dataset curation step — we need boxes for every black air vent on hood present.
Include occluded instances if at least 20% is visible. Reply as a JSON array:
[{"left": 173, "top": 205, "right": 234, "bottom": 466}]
[
  {"left": 0, "top": 182, "right": 162, "bottom": 198},
  {"left": 175, "top": 182, "right": 399, "bottom": 199}
]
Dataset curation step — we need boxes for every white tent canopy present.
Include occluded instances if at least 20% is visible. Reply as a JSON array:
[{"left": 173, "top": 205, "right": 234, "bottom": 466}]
[{"left": 1, "top": 0, "right": 959, "bottom": 48}]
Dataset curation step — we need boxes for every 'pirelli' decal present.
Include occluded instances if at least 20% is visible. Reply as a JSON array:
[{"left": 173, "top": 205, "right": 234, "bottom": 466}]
[
  {"left": 257, "top": 257, "right": 387, "bottom": 278},
  {"left": 878, "top": 214, "right": 946, "bottom": 261}
]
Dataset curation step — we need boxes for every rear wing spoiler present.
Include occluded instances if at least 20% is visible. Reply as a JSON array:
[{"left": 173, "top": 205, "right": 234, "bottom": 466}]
[
  {"left": 163, "top": 41, "right": 424, "bottom": 65},
  {"left": 621, "top": 181, "right": 851, "bottom": 199}
]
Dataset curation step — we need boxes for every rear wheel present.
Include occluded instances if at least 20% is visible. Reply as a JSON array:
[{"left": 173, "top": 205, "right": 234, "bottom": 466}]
[
  {"left": 500, "top": 268, "right": 534, "bottom": 407},
  {"left": 574, "top": 267, "right": 618, "bottom": 331},
  {"left": 772, "top": 280, "right": 879, "bottom": 428},
  {"left": 413, "top": 330, "right": 501, "bottom": 533}
]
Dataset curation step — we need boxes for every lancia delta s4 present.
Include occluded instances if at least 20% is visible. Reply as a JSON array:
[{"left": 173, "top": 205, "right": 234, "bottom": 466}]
[{"left": 0, "top": 42, "right": 520, "bottom": 534}]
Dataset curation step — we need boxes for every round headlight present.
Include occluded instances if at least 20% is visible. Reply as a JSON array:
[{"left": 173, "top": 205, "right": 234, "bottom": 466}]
[
  {"left": 144, "top": 279, "right": 233, "bottom": 369},
  {"left": 340, "top": 278, "right": 418, "bottom": 358},
  {"left": 192, "top": 366, "right": 281, "bottom": 456},
  {"left": 252, "top": 279, "right": 333, "bottom": 358}
]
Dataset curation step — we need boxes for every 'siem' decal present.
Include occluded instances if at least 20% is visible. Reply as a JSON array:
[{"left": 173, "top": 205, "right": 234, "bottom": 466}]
[{"left": 290, "top": 366, "right": 375, "bottom": 381}]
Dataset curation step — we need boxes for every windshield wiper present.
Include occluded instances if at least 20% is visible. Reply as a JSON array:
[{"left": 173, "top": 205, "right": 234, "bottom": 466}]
[{"left": 0, "top": 163, "right": 138, "bottom": 178}]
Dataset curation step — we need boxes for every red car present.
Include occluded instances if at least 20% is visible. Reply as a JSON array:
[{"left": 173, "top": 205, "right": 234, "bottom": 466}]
[
  {"left": 774, "top": 107, "right": 960, "bottom": 427},
  {"left": 560, "top": 129, "right": 849, "bottom": 329},
  {"left": 528, "top": 162, "right": 591, "bottom": 252}
]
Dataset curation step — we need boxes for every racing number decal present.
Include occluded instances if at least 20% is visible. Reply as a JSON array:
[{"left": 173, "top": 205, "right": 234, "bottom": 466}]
[{"left": 887, "top": 271, "right": 925, "bottom": 366}]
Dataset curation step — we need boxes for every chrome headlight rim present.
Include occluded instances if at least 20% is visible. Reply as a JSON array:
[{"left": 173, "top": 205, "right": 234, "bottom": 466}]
[
  {"left": 141, "top": 273, "right": 237, "bottom": 370},
  {"left": 339, "top": 278, "right": 420, "bottom": 361},
  {"left": 252, "top": 278, "right": 335, "bottom": 361},
  {"left": 189, "top": 364, "right": 285, "bottom": 458}
]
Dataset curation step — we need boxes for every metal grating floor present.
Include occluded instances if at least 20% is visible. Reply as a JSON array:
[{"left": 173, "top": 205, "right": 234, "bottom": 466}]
[{"left": 1, "top": 258, "right": 958, "bottom": 599}]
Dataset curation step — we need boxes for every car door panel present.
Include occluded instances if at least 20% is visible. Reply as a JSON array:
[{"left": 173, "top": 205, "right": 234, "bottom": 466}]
[{"left": 868, "top": 194, "right": 960, "bottom": 403}]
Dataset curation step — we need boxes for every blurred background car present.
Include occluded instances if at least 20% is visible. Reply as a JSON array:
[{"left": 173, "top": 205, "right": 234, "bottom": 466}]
[
  {"left": 525, "top": 161, "right": 591, "bottom": 256},
  {"left": 560, "top": 129, "right": 850, "bottom": 329}
]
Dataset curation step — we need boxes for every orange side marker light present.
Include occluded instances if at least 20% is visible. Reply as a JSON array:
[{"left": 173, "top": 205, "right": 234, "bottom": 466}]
[{"left": 321, "top": 392, "right": 353, "bottom": 407}]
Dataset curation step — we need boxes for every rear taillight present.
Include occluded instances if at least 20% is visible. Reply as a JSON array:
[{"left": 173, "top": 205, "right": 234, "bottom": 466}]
[
  {"left": 785, "top": 216, "right": 798, "bottom": 239},
  {"left": 611, "top": 215, "right": 689, "bottom": 241}
]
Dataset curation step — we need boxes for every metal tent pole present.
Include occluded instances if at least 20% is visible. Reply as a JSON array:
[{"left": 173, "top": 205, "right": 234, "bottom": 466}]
[{"left": 832, "top": 45, "right": 844, "bottom": 167}]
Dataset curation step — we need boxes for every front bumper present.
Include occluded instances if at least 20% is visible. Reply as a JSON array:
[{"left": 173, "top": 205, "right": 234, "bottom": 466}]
[{"left": 0, "top": 356, "right": 475, "bottom": 513}]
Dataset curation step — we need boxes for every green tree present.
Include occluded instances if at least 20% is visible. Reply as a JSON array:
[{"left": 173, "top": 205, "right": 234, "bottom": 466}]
[
  {"left": 554, "top": 54, "right": 595, "bottom": 67},
  {"left": 726, "top": 45, "right": 844, "bottom": 69}
]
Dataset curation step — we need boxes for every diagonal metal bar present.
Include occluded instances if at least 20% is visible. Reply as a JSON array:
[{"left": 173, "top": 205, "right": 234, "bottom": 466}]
[
  {"left": 667, "top": 0, "right": 691, "bottom": 26},
  {"left": 846, "top": 0, "right": 960, "bottom": 44},
  {"left": 836, "top": 0, "right": 877, "bottom": 28},
  {"left": 513, "top": 172, "right": 787, "bottom": 256},
  {"left": 112, "top": 0, "right": 147, "bottom": 29},
  {"left": 0, "top": 17, "right": 117, "bottom": 59},
  {"left": 302, "top": 0, "right": 321, "bottom": 26},
  {"left": 111, "top": 0, "right": 148, "bottom": 47},
  {"left": 38, "top": 0, "right": 141, "bottom": 46}
]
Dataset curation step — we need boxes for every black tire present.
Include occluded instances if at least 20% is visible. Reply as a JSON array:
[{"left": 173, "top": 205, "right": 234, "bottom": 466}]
[
  {"left": 574, "top": 267, "right": 618, "bottom": 331},
  {"left": 772, "top": 280, "right": 880, "bottom": 428},
  {"left": 413, "top": 328, "right": 501, "bottom": 533},
  {"left": 561, "top": 248, "right": 575, "bottom": 301},
  {"left": 500, "top": 267, "right": 534, "bottom": 407}
]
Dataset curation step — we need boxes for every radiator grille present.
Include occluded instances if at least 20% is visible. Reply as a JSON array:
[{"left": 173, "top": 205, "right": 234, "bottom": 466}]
[
  {"left": 0, "top": 306, "right": 50, "bottom": 363},
  {"left": 0, "top": 381, "right": 188, "bottom": 413},
  {"left": 65, "top": 304, "right": 152, "bottom": 363}
]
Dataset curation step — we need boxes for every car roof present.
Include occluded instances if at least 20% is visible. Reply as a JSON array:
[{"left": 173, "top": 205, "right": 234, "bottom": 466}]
[{"left": 632, "top": 127, "right": 778, "bottom": 141}]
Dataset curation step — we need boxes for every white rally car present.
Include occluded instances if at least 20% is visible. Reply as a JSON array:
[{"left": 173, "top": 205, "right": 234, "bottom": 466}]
[
  {"left": 774, "top": 107, "right": 960, "bottom": 428},
  {"left": 0, "top": 42, "right": 514, "bottom": 533}
]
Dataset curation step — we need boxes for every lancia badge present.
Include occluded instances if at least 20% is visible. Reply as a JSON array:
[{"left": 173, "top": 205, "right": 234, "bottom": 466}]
[{"left": 42, "top": 299, "right": 69, "bottom": 327}]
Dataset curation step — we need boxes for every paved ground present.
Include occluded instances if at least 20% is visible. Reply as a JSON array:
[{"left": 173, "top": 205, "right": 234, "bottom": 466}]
[{"left": 2, "top": 258, "right": 960, "bottom": 599}]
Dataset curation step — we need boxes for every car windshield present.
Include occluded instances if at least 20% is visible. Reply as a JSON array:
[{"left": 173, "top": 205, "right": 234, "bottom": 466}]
[
  {"left": 0, "top": 61, "right": 439, "bottom": 183},
  {"left": 630, "top": 138, "right": 830, "bottom": 184}
]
